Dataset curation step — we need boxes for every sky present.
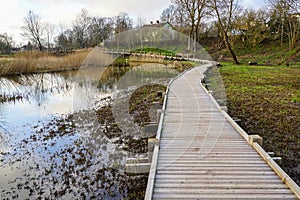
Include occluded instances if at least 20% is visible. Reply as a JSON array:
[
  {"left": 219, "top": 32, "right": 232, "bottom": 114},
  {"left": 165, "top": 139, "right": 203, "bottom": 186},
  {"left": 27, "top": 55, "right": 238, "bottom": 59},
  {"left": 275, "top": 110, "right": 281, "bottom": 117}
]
[{"left": 0, "top": 0, "right": 266, "bottom": 45}]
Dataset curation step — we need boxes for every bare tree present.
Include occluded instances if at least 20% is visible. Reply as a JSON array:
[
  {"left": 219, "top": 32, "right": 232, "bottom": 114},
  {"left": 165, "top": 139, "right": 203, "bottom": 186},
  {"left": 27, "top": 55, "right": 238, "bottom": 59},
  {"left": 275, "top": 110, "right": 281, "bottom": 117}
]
[
  {"left": 22, "top": 10, "right": 45, "bottom": 51},
  {"left": 0, "top": 33, "right": 14, "bottom": 54},
  {"left": 89, "top": 17, "right": 114, "bottom": 46},
  {"left": 172, "top": 0, "right": 209, "bottom": 45},
  {"left": 55, "top": 23, "right": 69, "bottom": 50},
  {"left": 55, "top": 29, "right": 76, "bottom": 50},
  {"left": 73, "top": 9, "right": 91, "bottom": 48},
  {"left": 268, "top": 0, "right": 300, "bottom": 50},
  {"left": 44, "top": 23, "right": 55, "bottom": 51},
  {"left": 234, "top": 8, "right": 270, "bottom": 48},
  {"left": 286, "top": 0, "right": 300, "bottom": 50},
  {"left": 114, "top": 12, "right": 133, "bottom": 34},
  {"left": 268, "top": 0, "right": 288, "bottom": 46},
  {"left": 161, "top": 4, "right": 189, "bottom": 34},
  {"left": 209, "top": 0, "right": 239, "bottom": 64},
  {"left": 161, "top": 5, "right": 180, "bottom": 25},
  {"left": 136, "top": 16, "right": 146, "bottom": 28}
]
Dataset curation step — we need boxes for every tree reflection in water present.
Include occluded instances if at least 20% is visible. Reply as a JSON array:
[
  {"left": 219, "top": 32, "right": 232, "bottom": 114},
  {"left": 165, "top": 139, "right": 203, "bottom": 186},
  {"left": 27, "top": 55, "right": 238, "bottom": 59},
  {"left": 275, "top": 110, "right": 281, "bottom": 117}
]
[{"left": 0, "top": 63, "right": 177, "bottom": 199}]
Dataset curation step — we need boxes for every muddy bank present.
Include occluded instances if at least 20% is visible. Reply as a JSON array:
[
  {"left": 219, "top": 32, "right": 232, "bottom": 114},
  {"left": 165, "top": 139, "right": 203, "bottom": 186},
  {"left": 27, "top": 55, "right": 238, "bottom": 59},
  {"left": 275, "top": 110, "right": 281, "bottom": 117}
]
[
  {"left": 0, "top": 59, "right": 194, "bottom": 199},
  {"left": 129, "top": 85, "right": 166, "bottom": 126},
  {"left": 0, "top": 83, "right": 166, "bottom": 199}
]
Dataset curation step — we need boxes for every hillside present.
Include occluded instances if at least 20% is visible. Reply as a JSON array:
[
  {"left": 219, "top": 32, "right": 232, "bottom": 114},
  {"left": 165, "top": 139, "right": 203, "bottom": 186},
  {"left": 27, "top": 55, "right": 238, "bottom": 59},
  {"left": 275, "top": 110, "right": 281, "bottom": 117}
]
[{"left": 201, "top": 37, "right": 300, "bottom": 66}]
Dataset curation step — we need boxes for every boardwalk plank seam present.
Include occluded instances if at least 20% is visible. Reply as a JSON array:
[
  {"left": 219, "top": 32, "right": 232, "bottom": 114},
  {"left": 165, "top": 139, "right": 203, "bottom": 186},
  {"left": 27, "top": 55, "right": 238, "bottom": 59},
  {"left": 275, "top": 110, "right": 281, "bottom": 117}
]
[{"left": 145, "top": 63, "right": 300, "bottom": 200}]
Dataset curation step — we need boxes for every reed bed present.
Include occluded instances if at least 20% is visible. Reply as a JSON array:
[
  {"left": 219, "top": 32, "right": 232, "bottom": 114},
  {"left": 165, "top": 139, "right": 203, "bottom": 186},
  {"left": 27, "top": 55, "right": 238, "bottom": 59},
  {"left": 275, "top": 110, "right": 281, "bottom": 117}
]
[{"left": 0, "top": 50, "right": 91, "bottom": 76}]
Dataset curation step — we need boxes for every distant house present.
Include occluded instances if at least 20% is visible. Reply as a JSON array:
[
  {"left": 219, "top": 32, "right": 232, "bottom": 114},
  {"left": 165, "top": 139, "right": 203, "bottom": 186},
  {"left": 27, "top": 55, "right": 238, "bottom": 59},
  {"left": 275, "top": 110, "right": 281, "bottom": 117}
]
[
  {"left": 103, "top": 21, "right": 178, "bottom": 51},
  {"left": 143, "top": 21, "right": 176, "bottom": 31},
  {"left": 142, "top": 21, "right": 177, "bottom": 41}
]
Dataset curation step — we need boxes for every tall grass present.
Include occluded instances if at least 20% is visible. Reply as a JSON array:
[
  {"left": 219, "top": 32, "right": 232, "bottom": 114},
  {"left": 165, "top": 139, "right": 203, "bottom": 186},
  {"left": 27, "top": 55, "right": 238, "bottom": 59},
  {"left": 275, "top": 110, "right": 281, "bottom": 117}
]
[{"left": 0, "top": 49, "right": 91, "bottom": 76}]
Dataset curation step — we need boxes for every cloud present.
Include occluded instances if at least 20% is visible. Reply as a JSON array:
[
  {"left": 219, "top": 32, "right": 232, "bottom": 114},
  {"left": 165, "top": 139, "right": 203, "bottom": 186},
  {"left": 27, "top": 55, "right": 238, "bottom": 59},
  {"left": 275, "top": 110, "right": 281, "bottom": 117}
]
[
  {"left": 74, "top": 0, "right": 171, "bottom": 22},
  {"left": 241, "top": 0, "right": 266, "bottom": 9},
  {"left": 1, "top": 0, "right": 171, "bottom": 44}
]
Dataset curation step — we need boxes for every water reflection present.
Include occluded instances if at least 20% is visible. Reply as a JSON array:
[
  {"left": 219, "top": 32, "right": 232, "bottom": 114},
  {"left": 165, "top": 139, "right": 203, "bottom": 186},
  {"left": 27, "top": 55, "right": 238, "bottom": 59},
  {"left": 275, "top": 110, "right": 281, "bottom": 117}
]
[{"left": 0, "top": 63, "right": 178, "bottom": 199}]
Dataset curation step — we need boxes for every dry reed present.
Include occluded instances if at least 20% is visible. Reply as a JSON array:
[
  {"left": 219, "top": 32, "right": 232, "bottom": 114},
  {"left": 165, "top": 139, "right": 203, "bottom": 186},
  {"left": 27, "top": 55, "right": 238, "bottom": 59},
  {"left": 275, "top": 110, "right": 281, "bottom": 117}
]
[{"left": 0, "top": 49, "right": 91, "bottom": 76}]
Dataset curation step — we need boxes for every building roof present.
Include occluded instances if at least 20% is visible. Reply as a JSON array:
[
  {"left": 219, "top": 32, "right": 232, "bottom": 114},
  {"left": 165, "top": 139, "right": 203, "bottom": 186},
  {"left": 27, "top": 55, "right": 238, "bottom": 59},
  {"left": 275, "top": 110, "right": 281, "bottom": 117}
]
[{"left": 142, "top": 22, "right": 176, "bottom": 30}]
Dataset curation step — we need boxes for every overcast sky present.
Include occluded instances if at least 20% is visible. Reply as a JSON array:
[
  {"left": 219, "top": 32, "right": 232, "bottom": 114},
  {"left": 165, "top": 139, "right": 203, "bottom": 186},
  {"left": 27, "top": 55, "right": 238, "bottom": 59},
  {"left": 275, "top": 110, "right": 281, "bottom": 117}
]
[{"left": 0, "top": 0, "right": 266, "bottom": 45}]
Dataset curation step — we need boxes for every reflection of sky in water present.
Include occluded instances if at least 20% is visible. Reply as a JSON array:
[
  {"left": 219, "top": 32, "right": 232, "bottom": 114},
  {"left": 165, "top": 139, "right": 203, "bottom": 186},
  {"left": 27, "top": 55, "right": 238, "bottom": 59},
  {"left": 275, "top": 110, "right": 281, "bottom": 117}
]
[
  {"left": 0, "top": 64, "right": 179, "bottom": 199},
  {"left": 0, "top": 76, "right": 108, "bottom": 163},
  {"left": 0, "top": 71, "right": 112, "bottom": 135},
  {"left": 0, "top": 64, "right": 178, "bottom": 144}
]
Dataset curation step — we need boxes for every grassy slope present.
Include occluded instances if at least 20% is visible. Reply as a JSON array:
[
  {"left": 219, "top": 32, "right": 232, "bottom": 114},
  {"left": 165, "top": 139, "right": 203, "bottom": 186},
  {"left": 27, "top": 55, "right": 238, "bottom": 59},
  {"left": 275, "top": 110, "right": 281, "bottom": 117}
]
[
  {"left": 202, "top": 37, "right": 300, "bottom": 184},
  {"left": 233, "top": 40, "right": 300, "bottom": 66},
  {"left": 203, "top": 37, "right": 300, "bottom": 66}
]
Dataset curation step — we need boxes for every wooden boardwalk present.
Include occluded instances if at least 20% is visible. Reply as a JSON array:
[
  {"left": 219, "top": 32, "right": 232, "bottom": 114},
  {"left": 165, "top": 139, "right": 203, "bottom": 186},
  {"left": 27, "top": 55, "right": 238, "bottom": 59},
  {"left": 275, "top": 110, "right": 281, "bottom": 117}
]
[{"left": 146, "top": 64, "right": 300, "bottom": 199}]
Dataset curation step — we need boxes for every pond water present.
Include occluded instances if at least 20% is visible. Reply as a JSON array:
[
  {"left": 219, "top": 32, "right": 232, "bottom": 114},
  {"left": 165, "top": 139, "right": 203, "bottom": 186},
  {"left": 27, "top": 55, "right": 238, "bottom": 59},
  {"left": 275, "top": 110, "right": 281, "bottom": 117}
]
[{"left": 0, "top": 63, "right": 178, "bottom": 199}]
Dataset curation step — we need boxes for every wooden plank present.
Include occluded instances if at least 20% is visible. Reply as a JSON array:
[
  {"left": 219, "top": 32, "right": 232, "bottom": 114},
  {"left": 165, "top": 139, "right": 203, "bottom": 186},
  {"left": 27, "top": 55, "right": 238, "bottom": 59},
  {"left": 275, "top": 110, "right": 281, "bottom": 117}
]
[
  {"left": 153, "top": 188, "right": 293, "bottom": 194},
  {"left": 155, "top": 170, "right": 275, "bottom": 175},
  {"left": 154, "top": 179, "right": 284, "bottom": 184},
  {"left": 145, "top": 145, "right": 159, "bottom": 199},
  {"left": 147, "top": 65, "right": 298, "bottom": 200},
  {"left": 152, "top": 193, "right": 296, "bottom": 199},
  {"left": 153, "top": 165, "right": 274, "bottom": 169},
  {"left": 157, "top": 155, "right": 262, "bottom": 159},
  {"left": 156, "top": 166, "right": 271, "bottom": 170},
  {"left": 253, "top": 142, "right": 300, "bottom": 198},
  {"left": 158, "top": 152, "right": 256, "bottom": 156},
  {"left": 154, "top": 175, "right": 283, "bottom": 180},
  {"left": 156, "top": 160, "right": 268, "bottom": 164},
  {"left": 154, "top": 183, "right": 289, "bottom": 189}
]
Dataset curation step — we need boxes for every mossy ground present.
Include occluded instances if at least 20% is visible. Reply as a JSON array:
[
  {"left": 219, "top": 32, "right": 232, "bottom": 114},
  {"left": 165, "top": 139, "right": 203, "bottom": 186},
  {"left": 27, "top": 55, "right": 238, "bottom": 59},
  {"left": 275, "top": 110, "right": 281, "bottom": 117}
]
[{"left": 218, "top": 63, "right": 300, "bottom": 185}]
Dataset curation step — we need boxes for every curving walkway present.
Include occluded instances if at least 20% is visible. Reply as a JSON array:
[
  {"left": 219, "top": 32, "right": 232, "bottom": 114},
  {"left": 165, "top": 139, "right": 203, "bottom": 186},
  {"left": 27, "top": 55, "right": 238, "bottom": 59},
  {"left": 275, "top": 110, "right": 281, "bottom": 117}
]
[{"left": 146, "top": 64, "right": 300, "bottom": 199}]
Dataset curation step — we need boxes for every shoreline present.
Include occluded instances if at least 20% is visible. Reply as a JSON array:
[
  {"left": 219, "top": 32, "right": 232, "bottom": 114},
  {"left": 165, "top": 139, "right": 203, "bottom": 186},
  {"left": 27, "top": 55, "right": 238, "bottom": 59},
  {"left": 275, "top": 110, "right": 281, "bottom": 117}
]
[{"left": 0, "top": 51, "right": 195, "bottom": 77}]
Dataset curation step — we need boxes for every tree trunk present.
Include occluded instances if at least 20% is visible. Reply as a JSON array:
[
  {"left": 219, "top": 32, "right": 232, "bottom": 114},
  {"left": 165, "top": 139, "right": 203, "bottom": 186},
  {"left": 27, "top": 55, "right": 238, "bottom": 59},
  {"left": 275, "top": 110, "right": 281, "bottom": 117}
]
[
  {"left": 224, "top": 35, "right": 239, "bottom": 64},
  {"left": 38, "top": 40, "right": 43, "bottom": 51},
  {"left": 212, "top": 0, "right": 239, "bottom": 64}
]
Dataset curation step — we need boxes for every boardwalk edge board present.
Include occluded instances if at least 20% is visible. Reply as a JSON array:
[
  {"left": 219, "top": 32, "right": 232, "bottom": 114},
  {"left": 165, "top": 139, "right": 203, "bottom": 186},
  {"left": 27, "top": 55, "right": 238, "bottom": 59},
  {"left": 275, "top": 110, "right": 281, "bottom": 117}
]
[
  {"left": 141, "top": 59, "right": 300, "bottom": 199},
  {"left": 199, "top": 68, "right": 300, "bottom": 199}
]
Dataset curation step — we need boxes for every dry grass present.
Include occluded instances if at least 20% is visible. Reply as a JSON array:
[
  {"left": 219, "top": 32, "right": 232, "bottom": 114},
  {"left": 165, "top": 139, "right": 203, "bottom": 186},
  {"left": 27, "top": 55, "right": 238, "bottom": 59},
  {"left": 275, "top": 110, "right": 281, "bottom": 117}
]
[{"left": 0, "top": 49, "right": 91, "bottom": 76}]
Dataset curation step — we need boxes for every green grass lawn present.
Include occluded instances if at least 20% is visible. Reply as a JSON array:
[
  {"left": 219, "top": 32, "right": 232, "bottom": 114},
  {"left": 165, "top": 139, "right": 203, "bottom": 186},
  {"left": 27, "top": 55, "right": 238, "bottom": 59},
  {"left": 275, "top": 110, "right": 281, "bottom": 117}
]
[{"left": 219, "top": 63, "right": 300, "bottom": 185}]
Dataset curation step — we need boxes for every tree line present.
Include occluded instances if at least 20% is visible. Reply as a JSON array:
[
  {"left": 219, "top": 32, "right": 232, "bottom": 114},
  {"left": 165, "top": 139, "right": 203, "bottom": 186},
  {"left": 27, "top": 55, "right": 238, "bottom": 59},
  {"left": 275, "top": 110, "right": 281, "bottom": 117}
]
[
  {"left": 0, "top": 0, "right": 299, "bottom": 64},
  {"left": 0, "top": 9, "right": 133, "bottom": 54},
  {"left": 160, "top": 0, "right": 300, "bottom": 64}
]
